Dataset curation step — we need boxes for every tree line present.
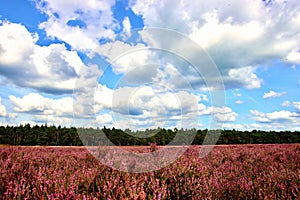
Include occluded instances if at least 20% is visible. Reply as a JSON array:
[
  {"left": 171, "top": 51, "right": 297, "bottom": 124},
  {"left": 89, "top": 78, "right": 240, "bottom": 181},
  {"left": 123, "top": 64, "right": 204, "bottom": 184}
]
[{"left": 0, "top": 124, "right": 299, "bottom": 146}]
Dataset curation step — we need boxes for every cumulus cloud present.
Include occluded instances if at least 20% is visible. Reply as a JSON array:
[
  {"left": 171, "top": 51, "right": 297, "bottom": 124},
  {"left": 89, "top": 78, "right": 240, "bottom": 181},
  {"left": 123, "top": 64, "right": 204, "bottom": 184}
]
[
  {"left": 94, "top": 84, "right": 200, "bottom": 115},
  {"left": 35, "top": 0, "right": 117, "bottom": 51},
  {"left": 227, "top": 66, "right": 262, "bottom": 89},
  {"left": 5, "top": 92, "right": 83, "bottom": 127},
  {"left": 0, "top": 22, "right": 37, "bottom": 65},
  {"left": 93, "top": 83, "right": 215, "bottom": 129},
  {"left": 140, "top": 29, "right": 226, "bottom": 91},
  {"left": 96, "top": 113, "right": 113, "bottom": 124},
  {"left": 263, "top": 90, "right": 286, "bottom": 99},
  {"left": 27, "top": 0, "right": 300, "bottom": 93},
  {"left": 98, "top": 42, "right": 150, "bottom": 75},
  {"left": 222, "top": 123, "right": 248, "bottom": 131},
  {"left": 131, "top": 0, "right": 300, "bottom": 89},
  {"left": 0, "top": 97, "right": 7, "bottom": 117},
  {"left": 36, "top": 0, "right": 294, "bottom": 92},
  {"left": 209, "top": 106, "right": 238, "bottom": 122},
  {"left": 0, "top": 21, "right": 101, "bottom": 94},
  {"left": 286, "top": 50, "right": 300, "bottom": 64},
  {"left": 9, "top": 93, "right": 73, "bottom": 117},
  {"left": 95, "top": 37, "right": 217, "bottom": 90},
  {"left": 281, "top": 100, "right": 291, "bottom": 107},
  {"left": 122, "top": 16, "right": 131, "bottom": 34},
  {"left": 248, "top": 102, "right": 300, "bottom": 130},
  {"left": 293, "top": 102, "right": 300, "bottom": 110},
  {"left": 221, "top": 122, "right": 300, "bottom": 131},
  {"left": 95, "top": 41, "right": 146, "bottom": 65},
  {"left": 189, "top": 15, "right": 264, "bottom": 49},
  {"left": 250, "top": 109, "right": 299, "bottom": 123},
  {"left": 36, "top": 115, "right": 75, "bottom": 127},
  {"left": 233, "top": 91, "right": 242, "bottom": 97},
  {"left": 131, "top": 0, "right": 191, "bottom": 33},
  {"left": 235, "top": 100, "right": 243, "bottom": 105}
]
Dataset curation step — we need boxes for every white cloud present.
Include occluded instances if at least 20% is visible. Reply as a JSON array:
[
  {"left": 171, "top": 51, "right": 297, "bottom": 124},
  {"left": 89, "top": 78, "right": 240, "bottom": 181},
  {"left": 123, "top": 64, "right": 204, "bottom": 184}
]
[
  {"left": 286, "top": 50, "right": 300, "bottom": 64},
  {"left": 95, "top": 84, "right": 200, "bottom": 115},
  {"left": 228, "top": 66, "right": 262, "bottom": 89},
  {"left": 131, "top": 0, "right": 300, "bottom": 89},
  {"left": 36, "top": 0, "right": 117, "bottom": 51},
  {"left": 281, "top": 100, "right": 291, "bottom": 107},
  {"left": 93, "top": 83, "right": 205, "bottom": 129},
  {"left": 96, "top": 43, "right": 212, "bottom": 91},
  {"left": 96, "top": 41, "right": 146, "bottom": 61},
  {"left": 190, "top": 17, "right": 264, "bottom": 49},
  {"left": 293, "top": 102, "right": 300, "bottom": 110},
  {"left": 0, "top": 121, "right": 9, "bottom": 127},
  {"left": 233, "top": 90, "right": 242, "bottom": 97},
  {"left": 222, "top": 123, "right": 248, "bottom": 131},
  {"left": 0, "top": 97, "right": 7, "bottom": 117},
  {"left": 211, "top": 107, "right": 238, "bottom": 122},
  {"left": 215, "top": 112, "right": 238, "bottom": 122},
  {"left": 114, "top": 50, "right": 151, "bottom": 74},
  {"left": 198, "top": 94, "right": 209, "bottom": 102},
  {"left": 221, "top": 122, "right": 300, "bottom": 131},
  {"left": 39, "top": 20, "right": 99, "bottom": 51},
  {"left": 6, "top": 93, "right": 82, "bottom": 127},
  {"left": 93, "top": 84, "right": 114, "bottom": 112},
  {"left": 263, "top": 90, "right": 286, "bottom": 99},
  {"left": 250, "top": 109, "right": 299, "bottom": 123},
  {"left": 122, "top": 16, "right": 131, "bottom": 33},
  {"left": 151, "top": 63, "right": 201, "bottom": 90},
  {"left": 95, "top": 40, "right": 149, "bottom": 74},
  {"left": 0, "top": 22, "right": 100, "bottom": 94},
  {"left": 96, "top": 113, "right": 113, "bottom": 124},
  {"left": 198, "top": 106, "right": 238, "bottom": 122},
  {"left": 131, "top": 0, "right": 191, "bottom": 33},
  {"left": 9, "top": 93, "right": 73, "bottom": 117},
  {"left": 0, "top": 22, "right": 37, "bottom": 65},
  {"left": 35, "top": 115, "right": 74, "bottom": 127},
  {"left": 18, "top": 120, "right": 42, "bottom": 127},
  {"left": 235, "top": 100, "right": 243, "bottom": 105}
]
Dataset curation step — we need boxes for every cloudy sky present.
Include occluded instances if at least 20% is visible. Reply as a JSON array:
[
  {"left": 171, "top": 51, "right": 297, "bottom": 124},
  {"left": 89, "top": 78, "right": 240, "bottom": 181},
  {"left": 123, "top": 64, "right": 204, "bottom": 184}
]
[{"left": 0, "top": 0, "right": 299, "bottom": 131}]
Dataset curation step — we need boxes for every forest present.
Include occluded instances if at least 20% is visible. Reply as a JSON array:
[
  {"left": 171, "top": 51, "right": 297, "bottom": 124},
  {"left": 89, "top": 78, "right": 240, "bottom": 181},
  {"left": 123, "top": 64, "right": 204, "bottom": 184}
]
[{"left": 0, "top": 124, "right": 299, "bottom": 146}]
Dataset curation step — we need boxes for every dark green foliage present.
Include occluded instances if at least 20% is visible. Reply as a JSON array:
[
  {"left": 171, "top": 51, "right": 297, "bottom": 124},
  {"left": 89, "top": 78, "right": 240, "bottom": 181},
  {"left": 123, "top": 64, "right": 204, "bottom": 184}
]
[
  {"left": 0, "top": 124, "right": 82, "bottom": 146},
  {"left": 0, "top": 124, "right": 299, "bottom": 146}
]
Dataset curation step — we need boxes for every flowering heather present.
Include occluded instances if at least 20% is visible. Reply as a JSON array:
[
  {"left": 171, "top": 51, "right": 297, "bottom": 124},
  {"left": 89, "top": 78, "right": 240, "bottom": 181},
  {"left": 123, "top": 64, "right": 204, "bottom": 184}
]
[{"left": 0, "top": 144, "right": 299, "bottom": 199}]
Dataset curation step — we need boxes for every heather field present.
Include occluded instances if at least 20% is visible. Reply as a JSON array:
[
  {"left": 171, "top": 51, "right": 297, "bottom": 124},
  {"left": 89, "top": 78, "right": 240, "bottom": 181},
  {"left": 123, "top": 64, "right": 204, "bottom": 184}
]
[{"left": 0, "top": 144, "right": 299, "bottom": 199}]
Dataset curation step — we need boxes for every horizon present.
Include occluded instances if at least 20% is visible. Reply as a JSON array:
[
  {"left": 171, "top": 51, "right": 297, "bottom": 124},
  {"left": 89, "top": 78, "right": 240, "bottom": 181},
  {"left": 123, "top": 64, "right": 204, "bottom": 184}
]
[{"left": 1, "top": 123, "right": 300, "bottom": 133}]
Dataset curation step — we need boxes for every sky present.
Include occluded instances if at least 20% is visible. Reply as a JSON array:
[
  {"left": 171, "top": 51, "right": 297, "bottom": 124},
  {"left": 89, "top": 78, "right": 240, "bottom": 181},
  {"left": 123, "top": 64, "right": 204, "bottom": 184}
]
[{"left": 0, "top": 0, "right": 299, "bottom": 131}]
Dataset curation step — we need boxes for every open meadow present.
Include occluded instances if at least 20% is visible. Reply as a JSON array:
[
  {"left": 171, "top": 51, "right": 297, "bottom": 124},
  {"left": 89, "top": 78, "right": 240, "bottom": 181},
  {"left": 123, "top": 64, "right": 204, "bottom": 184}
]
[{"left": 0, "top": 144, "right": 299, "bottom": 199}]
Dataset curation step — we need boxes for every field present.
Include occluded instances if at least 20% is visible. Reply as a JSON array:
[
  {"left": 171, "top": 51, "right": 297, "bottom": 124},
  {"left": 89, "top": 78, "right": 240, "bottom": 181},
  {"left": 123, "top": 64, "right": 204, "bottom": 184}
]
[{"left": 0, "top": 144, "right": 299, "bottom": 199}]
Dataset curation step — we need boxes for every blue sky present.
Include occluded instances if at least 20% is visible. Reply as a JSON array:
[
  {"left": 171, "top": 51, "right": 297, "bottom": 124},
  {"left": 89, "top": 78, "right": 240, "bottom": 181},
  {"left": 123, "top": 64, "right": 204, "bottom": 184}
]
[{"left": 0, "top": 0, "right": 299, "bottom": 131}]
